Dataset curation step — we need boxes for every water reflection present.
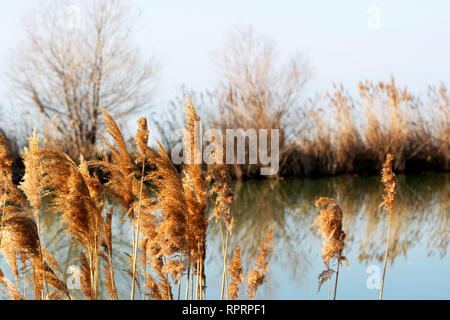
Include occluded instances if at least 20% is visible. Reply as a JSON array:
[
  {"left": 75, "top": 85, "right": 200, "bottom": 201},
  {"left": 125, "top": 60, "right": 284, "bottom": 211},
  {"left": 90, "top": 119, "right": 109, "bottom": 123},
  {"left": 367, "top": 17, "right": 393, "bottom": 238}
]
[
  {"left": 5, "top": 173, "right": 448, "bottom": 299},
  {"left": 206, "top": 173, "right": 449, "bottom": 299}
]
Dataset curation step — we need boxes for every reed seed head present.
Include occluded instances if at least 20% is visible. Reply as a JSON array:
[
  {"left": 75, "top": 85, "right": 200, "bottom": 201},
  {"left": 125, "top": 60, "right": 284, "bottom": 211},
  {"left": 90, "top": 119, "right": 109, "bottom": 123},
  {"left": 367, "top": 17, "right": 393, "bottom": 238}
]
[{"left": 380, "top": 153, "right": 396, "bottom": 215}]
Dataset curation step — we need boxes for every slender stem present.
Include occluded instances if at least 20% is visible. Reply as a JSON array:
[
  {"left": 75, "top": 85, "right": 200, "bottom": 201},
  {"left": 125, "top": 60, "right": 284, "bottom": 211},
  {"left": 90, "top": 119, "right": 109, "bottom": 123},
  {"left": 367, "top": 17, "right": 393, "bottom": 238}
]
[
  {"left": 220, "top": 223, "right": 229, "bottom": 300},
  {"left": 380, "top": 213, "right": 392, "bottom": 300},
  {"left": 177, "top": 278, "right": 181, "bottom": 300},
  {"left": 196, "top": 259, "right": 199, "bottom": 300},
  {"left": 190, "top": 261, "right": 194, "bottom": 300},
  {"left": 199, "top": 258, "right": 203, "bottom": 300},
  {"left": 333, "top": 257, "right": 340, "bottom": 300},
  {"left": 177, "top": 256, "right": 182, "bottom": 300},
  {"left": 224, "top": 229, "right": 229, "bottom": 299},
  {"left": 108, "top": 243, "right": 117, "bottom": 299},
  {"left": 23, "top": 273, "right": 28, "bottom": 298},
  {"left": 89, "top": 251, "right": 95, "bottom": 299},
  {"left": 35, "top": 210, "right": 49, "bottom": 300},
  {"left": 131, "top": 161, "right": 145, "bottom": 300},
  {"left": 185, "top": 262, "right": 190, "bottom": 300},
  {"left": 0, "top": 201, "right": 5, "bottom": 248},
  {"left": 328, "top": 278, "right": 330, "bottom": 300},
  {"left": 91, "top": 218, "right": 100, "bottom": 299}
]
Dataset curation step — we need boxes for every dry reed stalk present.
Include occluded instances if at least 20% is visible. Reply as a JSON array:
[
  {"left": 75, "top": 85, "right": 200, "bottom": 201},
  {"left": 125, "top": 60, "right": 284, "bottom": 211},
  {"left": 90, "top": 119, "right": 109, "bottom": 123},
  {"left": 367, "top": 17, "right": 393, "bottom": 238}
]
[
  {"left": 182, "top": 96, "right": 208, "bottom": 299},
  {"left": 36, "top": 145, "right": 104, "bottom": 299},
  {"left": 246, "top": 224, "right": 275, "bottom": 300},
  {"left": 131, "top": 160, "right": 145, "bottom": 300},
  {"left": 135, "top": 117, "right": 189, "bottom": 300},
  {"left": 379, "top": 154, "right": 396, "bottom": 300},
  {"left": 313, "top": 197, "right": 348, "bottom": 300},
  {"left": 100, "top": 208, "right": 118, "bottom": 300},
  {"left": 19, "top": 130, "right": 49, "bottom": 299},
  {"left": 206, "top": 135, "right": 234, "bottom": 299},
  {"left": 93, "top": 109, "right": 142, "bottom": 299},
  {"left": 220, "top": 225, "right": 229, "bottom": 300},
  {"left": 14, "top": 131, "right": 72, "bottom": 300},
  {"left": 185, "top": 263, "right": 190, "bottom": 300}
]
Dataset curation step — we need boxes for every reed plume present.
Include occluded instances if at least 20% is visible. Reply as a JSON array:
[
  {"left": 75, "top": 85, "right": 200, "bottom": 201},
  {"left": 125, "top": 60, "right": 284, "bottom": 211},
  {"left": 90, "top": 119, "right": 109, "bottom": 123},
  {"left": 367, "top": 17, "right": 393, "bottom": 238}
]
[
  {"left": 313, "top": 197, "right": 347, "bottom": 300},
  {"left": 379, "top": 154, "right": 396, "bottom": 300},
  {"left": 2, "top": 131, "right": 71, "bottom": 300},
  {"left": 135, "top": 117, "right": 188, "bottom": 300},
  {"left": 95, "top": 109, "right": 136, "bottom": 214},
  {"left": 228, "top": 246, "right": 243, "bottom": 300},
  {"left": 246, "top": 224, "right": 275, "bottom": 300},
  {"left": 182, "top": 96, "right": 208, "bottom": 299},
  {"left": 0, "top": 198, "right": 70, "bottom": 299},
  {"left": 18, "top": 130, "right": 49, "bottom": 298},
  {"left": 93, "top": 109, "right": 142, "bottom": 299},
  {"left": 34, "top": 145, "right": 104, "bottom": 299}
]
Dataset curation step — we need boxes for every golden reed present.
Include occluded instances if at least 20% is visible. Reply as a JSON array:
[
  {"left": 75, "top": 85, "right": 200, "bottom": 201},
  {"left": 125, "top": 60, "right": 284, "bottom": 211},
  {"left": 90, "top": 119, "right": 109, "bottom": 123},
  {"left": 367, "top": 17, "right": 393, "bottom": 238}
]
[{"left": 0, "top": 97, "right": 274, "bottom": 300}]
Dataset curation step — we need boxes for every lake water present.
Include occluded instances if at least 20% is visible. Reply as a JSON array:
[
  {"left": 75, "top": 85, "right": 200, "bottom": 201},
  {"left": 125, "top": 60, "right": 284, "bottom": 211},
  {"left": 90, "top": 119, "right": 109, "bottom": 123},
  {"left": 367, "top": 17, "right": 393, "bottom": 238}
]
[{"left": 3, "top": 173, "right": 449, "bottom": 300}]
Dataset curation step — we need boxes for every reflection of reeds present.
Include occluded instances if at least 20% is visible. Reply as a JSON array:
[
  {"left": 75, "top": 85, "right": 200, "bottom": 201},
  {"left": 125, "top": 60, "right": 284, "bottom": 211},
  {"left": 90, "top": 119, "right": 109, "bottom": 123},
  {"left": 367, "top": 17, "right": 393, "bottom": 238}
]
[{"left": 246, "top": 224, "right": 275, "bottom": 300}]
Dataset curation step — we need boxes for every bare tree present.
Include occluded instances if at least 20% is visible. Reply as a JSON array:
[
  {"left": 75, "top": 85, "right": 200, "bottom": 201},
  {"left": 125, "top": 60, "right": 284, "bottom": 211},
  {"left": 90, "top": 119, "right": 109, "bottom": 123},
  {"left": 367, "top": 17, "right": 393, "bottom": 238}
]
[
  {"left": 210, "top": 25, "right": 311, "bottom": 177},
  {"left": 211, "top": 26, "right": 310, "bottom": 141},
  {"left": 9, "top": 0, "right": 157, "bottom": 159}
]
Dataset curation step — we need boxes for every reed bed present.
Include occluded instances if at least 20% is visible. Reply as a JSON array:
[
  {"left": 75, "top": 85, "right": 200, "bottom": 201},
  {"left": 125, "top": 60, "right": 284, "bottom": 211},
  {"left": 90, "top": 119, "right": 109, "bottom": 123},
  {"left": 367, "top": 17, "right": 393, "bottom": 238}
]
[
  {"left": 192, "top": 78, "right": 448, "bottom": 178},
  {"left": 280, "top": 79, "right": 449, "bottom": 178},
  {"left": 0, "top": 90, "right": 447, "bottom": 299},
  {"left": 0, "top": 97, "right": 275, "bottom": 300}
]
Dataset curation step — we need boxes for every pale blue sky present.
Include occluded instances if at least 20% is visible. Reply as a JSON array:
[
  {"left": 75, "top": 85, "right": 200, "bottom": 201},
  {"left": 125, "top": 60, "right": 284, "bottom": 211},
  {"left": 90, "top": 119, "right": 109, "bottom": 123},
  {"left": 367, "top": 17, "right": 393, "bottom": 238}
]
[{"left": 1, "top": 0, "right": 449, "bottom": 118}]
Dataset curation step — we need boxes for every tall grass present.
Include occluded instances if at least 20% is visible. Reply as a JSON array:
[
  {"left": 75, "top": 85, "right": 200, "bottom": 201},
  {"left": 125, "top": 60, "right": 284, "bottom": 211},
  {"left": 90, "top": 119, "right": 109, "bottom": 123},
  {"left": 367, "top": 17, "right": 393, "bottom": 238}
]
[
  {"left": 0, "top": 97, "right": 275, "bottom": 300},
  {"left": 179, "top": 78, "right": 448, "bottom": 178}
]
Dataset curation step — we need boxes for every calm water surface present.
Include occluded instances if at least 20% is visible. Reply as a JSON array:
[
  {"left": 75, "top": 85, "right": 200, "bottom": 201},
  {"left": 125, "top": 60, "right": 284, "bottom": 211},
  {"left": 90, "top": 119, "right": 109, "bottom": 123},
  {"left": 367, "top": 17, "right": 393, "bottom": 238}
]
[{"left": 4, "top": 173, "right": 449, "bottom": 299}]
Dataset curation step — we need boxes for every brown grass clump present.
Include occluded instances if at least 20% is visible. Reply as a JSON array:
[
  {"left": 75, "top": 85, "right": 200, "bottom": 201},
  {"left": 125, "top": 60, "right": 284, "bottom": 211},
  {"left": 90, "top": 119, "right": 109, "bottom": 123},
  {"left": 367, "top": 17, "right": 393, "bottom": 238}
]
[
  {"left": 0, "top": 134, "right": 70, "bottom": 300},
  {"left": 246, "top": 224, "right": 275, "bottom": 300},
  {"left": 182, "top": 96, "right": 209, "bottom": 299},
  {"left": 0, "top": 98, "right": 278, "bottom": 300},
  {"left": 93, "top": 109, "right": 143, "bottom": 299},
  {"left": 313, "top": 197, "right": 347, "bottom": 300},
  {"left": 379, "top": 154, "right": 396, "bottom": 300},
  {"left": 36, "top": 148, "right": 104, "bottom": 300},
  {"left": 135, "top": 117, "right": 188, "bottom": 299}
]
